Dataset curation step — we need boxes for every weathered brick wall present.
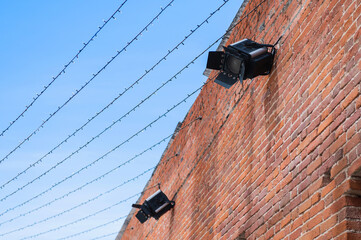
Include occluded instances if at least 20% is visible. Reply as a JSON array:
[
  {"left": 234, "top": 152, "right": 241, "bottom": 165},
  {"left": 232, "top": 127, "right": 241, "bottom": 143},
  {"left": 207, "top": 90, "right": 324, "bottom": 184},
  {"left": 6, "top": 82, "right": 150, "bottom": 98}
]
[{"left": 119, "top": 0, "right": 361, "bottom": 239}]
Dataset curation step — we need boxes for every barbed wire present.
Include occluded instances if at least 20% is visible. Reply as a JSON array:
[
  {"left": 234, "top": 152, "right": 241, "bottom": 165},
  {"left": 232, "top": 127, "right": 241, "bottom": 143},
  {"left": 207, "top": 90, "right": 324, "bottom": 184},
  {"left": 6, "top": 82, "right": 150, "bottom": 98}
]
[
  {"left": 0, "top": 12, "right": 223, "bottom": 202},
  {"left": 1, "top": 181, "right": 162, "bottom": 238},
  {"left": 0, "top": 116, "right": 201, "bottom": 218},
  {"left": 0, "top": 0, "right": 231, "bottom": 191},
  {"left": 0, "top": 0, "right": 264, "bottom": 215},
  {"left": 20, "top": 211, "right": 129, "bottom": 240},
  {"left": 57, "top": 215, "right": 128, "bottom": 240},
  {"left": 0, "top": 166, "right": 153, "bottom": 227},
  {"left": 0, "top": 0, "right": 175, "bottom": 166},
  {"left": 0, "top": 0, "right": 130, "bottom": 138},
  {"left": 17, "top": 183, "right": 161, "bottom": 240},
  {"left": 0, "top": 155, "right": 177, "bottom": 230},
  {"left": 1, "top": 193, "right": 138, "bottom": 238},
  {"left": 89, "top": 231, "right": 119, "bottom": 240},
  {"left": 0, "top": 72, "right": 204, "bottom": 203}
]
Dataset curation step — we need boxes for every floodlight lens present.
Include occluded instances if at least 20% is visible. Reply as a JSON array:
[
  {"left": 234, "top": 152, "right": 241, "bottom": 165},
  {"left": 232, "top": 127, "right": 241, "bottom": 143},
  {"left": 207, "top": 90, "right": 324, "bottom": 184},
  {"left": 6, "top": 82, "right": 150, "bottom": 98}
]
[{"left": 226, "top": 55, "right": 243, "bottom": 75}]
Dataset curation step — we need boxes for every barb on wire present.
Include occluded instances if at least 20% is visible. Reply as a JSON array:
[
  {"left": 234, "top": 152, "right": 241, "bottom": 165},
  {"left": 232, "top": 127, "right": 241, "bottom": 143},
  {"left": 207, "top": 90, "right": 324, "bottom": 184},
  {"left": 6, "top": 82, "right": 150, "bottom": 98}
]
[
  {"left": 0, "top": 0, "right": 130, "bottom": 138},
  {"left": 0, "top": 0, "right": 230, "bottom": 191},
  {"left": 0, "top": 0, "right": 175, "bottom": 166}
]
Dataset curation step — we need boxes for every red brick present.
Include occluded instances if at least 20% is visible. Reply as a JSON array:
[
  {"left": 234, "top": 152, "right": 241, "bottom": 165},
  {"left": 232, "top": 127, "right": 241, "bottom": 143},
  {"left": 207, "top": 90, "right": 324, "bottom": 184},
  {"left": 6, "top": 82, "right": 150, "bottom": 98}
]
[
  {"left": 303, "top": 226, "right": 320, "bottom": 240},
  {"left": 122, "top": 0, "right": 361, "bottom": 239},
  {"left": 330, "top": 157, "right": 347, "bottom": 179},
  {"left": 320, "top": 214, "right": 338, "bottom": 233}
]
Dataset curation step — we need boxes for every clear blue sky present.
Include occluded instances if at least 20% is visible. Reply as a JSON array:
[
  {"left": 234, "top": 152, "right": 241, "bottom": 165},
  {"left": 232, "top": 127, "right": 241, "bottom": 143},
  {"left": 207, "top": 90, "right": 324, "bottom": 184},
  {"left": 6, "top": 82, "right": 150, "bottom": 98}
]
[{"left": 0, "top": 0, "right": 241, "bottom": 239}]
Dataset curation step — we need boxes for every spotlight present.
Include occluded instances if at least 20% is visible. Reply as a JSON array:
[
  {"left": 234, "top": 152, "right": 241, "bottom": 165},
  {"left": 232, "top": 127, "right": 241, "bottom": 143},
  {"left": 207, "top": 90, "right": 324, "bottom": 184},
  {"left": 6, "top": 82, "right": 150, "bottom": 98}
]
[
  {"left": 206, "top": 39, "right": 276, "bottom": 88},
  {"left": 132, "top": 190, "right": 175, "bottom": 224}
]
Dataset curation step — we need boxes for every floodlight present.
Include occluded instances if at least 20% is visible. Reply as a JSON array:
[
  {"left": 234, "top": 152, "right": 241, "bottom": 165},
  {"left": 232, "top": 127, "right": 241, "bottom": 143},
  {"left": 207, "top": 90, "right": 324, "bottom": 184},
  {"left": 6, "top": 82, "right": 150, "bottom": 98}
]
[
  {"left": 206, "top": 39, "right": 276, "bottom": 88},
  {"left": 132, "top": 190, "right": 175, "bottom": 224}
]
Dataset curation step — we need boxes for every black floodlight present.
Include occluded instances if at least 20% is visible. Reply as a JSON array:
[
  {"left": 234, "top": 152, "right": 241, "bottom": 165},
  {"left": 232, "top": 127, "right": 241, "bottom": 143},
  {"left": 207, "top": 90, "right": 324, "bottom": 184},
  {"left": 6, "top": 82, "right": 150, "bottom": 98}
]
[
  {"left": 206, "top": 39, "right": 276, "bottom": 88},
  {"left": 132, "top": 190, "right": 175, "bottom": 224}
]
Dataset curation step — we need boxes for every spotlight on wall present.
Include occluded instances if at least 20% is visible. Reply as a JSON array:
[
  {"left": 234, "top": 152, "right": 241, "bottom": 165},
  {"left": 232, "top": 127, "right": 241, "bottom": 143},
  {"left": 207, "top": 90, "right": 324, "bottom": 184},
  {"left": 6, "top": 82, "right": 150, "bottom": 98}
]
[
  {"left": 132, "top": 190, "right": 175, "bottom": 224},
  {"left": 206, "top": 39, "right": 276, "bottom": 88}
]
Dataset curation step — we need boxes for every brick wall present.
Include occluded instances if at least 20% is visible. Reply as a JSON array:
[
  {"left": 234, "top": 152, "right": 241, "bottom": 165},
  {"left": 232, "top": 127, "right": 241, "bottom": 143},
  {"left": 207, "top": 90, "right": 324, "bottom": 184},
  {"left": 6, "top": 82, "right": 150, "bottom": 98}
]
[{"left": 118, "top": 0, "right": 361, "bottom": 239}]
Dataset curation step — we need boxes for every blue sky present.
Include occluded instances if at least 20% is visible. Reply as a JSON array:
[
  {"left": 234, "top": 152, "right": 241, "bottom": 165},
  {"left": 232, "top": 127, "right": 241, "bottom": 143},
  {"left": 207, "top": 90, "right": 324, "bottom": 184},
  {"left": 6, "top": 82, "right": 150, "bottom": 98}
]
[{"left": 0, "top": 0, "right": 241, "bottom": 239}]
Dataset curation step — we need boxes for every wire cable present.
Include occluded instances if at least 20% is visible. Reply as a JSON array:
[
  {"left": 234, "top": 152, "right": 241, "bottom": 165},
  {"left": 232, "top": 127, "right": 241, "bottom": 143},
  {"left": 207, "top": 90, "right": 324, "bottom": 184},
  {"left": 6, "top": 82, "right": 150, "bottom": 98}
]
[
  {"left": 0, "top": 0, "right": 129, "bottom": 138},
  {"left": 0, "top": 69, "right": 204, "bottom": 203},
  {"left": 0, "top": 9, "right": 225, "bottom": 202},
  {"left": 1, "top": 193, "right": 137, "bottom": 238},
  {"left": 21, "top": 214, "right": 128, "bottom": 240},
  {"left": 17, "top": 183, "right": 160, "bottom": 240},
  {"left": 57, "top": 215, "right": 128, "bottom": 240},
  {"left": 0, "top": 116, "right": 201, "bottom": 218},
  {"left": 0, "top": 154, "right": 178, "bottom": 230},
  {"left": 0, "top": 165, "right": 155, "bottom": 228},
  {"left": 88, "top": 231, "right": 118, "bottom": 240},
  {"left": 0, "top": 0, "right": 175, "bottom": 166},
  {"left": 0, "top": 0, "right": 230, "bottom": 191},
  {"left": 0, "top": 0, "right": 264, "bottom": 214}
]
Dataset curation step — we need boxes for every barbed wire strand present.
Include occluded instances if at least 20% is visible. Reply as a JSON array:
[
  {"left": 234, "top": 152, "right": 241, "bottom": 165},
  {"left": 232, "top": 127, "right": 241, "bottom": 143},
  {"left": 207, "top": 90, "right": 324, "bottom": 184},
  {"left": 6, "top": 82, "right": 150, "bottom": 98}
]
[
  {"left": 0, "top": 72, "right": 205, "bottom": 203},
  {"left": 17, "top": 170, "right": 171, "bottom": 240},
  {"left": 0, "top": 11, "right": 224, "bottom": 202},
  {"left": 58, "top": 215, "right": 128, "bottom": 240},
  {"left": 0, "top": 166, "right": 153, "bottom": 227},
  {"left": 88, "top": 231, "right": 119, "bottom": 240},
  {"left": 0, "top": 0, "right": 230, "bottom": 191},
  {"left": 2, "top": 194, "right": 137, "bottom": 238},
  {"left": 0, "top": 116, "right": 201, "bottom": 218},
  {"left": 22, "top": 215, "right": 128, "bottom": 240},
  {"left": 0, "top": 155, "right": 178, "bottom": 231},
  {"left": 0, "top": 0, "right": 265, "bottom": 216},
  {"left": 0, "top": 0, "right": 130, "bottom": 138},
  {"left": 0, "top": 179, "right": 163, "bottom": 237},
  {"left": 0, "top": 0, "right": 175, "bottom": 166}
]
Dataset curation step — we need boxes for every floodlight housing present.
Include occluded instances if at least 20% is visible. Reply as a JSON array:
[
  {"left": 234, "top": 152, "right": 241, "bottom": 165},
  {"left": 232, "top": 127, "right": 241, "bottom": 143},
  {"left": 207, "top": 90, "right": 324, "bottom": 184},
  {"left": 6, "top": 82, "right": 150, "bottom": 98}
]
[
  {"left": 132, "top": 190, "right": 175, "bottom": 224},
  {"left": 206, "top": 39, "right": 275, "bottom": 88}
]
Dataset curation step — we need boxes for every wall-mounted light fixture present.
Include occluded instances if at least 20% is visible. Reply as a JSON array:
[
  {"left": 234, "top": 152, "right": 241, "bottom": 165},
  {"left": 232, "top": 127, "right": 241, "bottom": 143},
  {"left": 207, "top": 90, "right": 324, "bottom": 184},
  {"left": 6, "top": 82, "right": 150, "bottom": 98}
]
[
  {"left": 132, "top": 190, "right": 175, "bottom": 224},
  {"left": 206, "top": 39, "right": 276, "bottom": 88}
]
